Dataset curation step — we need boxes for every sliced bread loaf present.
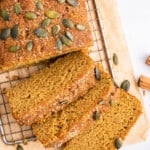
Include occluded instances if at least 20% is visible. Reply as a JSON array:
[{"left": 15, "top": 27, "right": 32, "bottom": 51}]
[
  {"left": 6, "top": 51, "right": 96, "bottom": 126},
  {"left": 32, "top": 66, "right": 115, "bottom": 147},
  {"left": 63, "top": 89, "right": 142, "bottom": 150}
]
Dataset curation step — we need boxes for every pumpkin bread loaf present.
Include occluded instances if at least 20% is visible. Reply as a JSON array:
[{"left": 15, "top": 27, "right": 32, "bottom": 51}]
[
  {"left": 6, "top": 51, "right": 96, "bottom": 126},
  {"left": 32, "top": 66, "right": 115, "bottom": 147},
  {"left": 64, "top": 89, "right": 142, "bottom": 150},
  {"left": 0, "top": 0, "right": 93, "bottom": 72}
]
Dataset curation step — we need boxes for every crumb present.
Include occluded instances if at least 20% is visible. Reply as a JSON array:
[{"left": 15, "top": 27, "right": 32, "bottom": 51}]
[
  {"left": 12, "top": 75, "right": 19, "bottom": 80},
  {"left": 143, "top": 90, "right": 146, "bottom": 96},
  {"left": 23, "top": 138, "right": 28, "bottom": 145},
  {"left": 2, "top": 88, "right": 7, "bottom": 93},
  {"left": 6, "top": 76, "right": 9, "bottom": 79}
]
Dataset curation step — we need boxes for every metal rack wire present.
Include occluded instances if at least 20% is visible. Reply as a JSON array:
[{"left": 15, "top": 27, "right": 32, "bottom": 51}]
[{"left": 0, "top": 0, "right": 115, "bottom": 145}]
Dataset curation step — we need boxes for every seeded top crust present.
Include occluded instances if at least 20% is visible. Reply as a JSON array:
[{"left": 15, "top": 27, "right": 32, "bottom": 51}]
[{"left": 0, "top": 0, "right": 93, "bottom": 72}]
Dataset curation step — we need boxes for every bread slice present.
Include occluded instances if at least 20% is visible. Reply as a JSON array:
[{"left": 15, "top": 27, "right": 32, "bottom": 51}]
[
  {"left": 63, "top": 89, "right": 142, "bottom": 150},
  {"left": 0, "top": 0, "right": 93, "bottom": 72},
  {"left": 32, "top": 67, "right": 115, "bottom": 147},
  {"left": 6, "top": 51, "right": 96, "bottom": 126}
]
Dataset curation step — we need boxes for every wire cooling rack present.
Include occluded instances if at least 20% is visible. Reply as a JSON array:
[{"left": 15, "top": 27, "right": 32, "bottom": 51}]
[{"left": 0, "top": 0, "right": 115, "bottom": 145}]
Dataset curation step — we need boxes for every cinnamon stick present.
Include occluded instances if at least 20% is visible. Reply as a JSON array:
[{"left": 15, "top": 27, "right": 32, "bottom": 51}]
[
  {"left": 146, "top": 56, "right": 150, "bottom": 65},
  {"left": 138, "top": 75, "right": 150, "bottom": 90}
]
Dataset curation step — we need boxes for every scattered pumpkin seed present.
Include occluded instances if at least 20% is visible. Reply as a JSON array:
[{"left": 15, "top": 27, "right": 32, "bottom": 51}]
[
  {"left": 66, "top": 0, "right": 79, "bottom": 7},
  {"left": 60, "top": 34, "right": 73, "bottom": 46},
  {"left": 41, "top": 18, "right": 51, "bottom": 28},
  {"left": 114, "top": 138, "right": 123, "bottom": 149},
  {"left": 14, "top": 3, "right": 22, "bottom": 15},
  {"left": 17, "top": 144, "right": 23, "bottom": 150},
  {"left": 45, "top": 10, "right": 59, "bottom": 19},
  {"left": 34, "top": 28, "right": 48, "bottom": 38},
  {"left": 65, "top": 31, "right": 74, "bottom": 41},
  {"left": 26, "top": 41, "right": 33, "bottom": 51},
  {"left": 36, "top": 1, "right": 44, "bottom": 10},
  {"left": 99, "top": 100, "right": 105, "bottom": 105},
  {"left": 120, "top": 80, "right": 130, "bottom": 92},
  {"left": 76, "top": 24, "right": 86, "bottom": 31},
  {"left": 62, "top": 18, "right": 74, "bottom": 28},
  {"left": 56, "top": 39, "right": 63, "bottom": 51},
  {"left": 94, "top": 67, "right": 101, "bottom": 80},
  {"left": 52, "top": 25, "right": 60, "bottom": 36},
  {"left": 0, "top": 9, "right": 10, "bottom": 21},
  {"left": 113, "top": 53, "right": 118, "bottom": 65},
  {"left": 25, "top": 12, "right": 37, "bottom": 20},
  {"left": 0, "top": 27, "right": 11, "bottom": 40},
  {"left": 93, "top": 110, "right": 100, "bottom": 121},
  {"left": 59, "top": 100, "right": 68, "bottom": 105},
  {"left": 11, "top": 24, "right": 19, "bottom": 39},
  {"left": 58, "top": 0, "right": 66, "bottom": 3},
  {"left": 9, "top": 46, "right": 20, "bottom": 52}
]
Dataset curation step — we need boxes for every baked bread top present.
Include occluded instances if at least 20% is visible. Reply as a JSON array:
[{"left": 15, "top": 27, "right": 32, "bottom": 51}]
[{"left": 0, "top": 0, "right": 93, "bottom": 72}]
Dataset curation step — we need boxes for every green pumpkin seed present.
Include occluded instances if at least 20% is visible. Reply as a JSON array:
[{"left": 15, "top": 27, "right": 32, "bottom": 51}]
[
  {"left": 9, "top": 46, "right": 20, "bottom": 52},
  {"left": 36, "top": 1, "right": 44, "bottom": 10},
  {"left": 17, "top": 144, "right": 23, "bottom": 150},
  {"left": 113, "top": 53, "right": 118, "bottom": 65},
  {"left": 41, "top": 18, "right": 51, "bottom": 28},
  {"left": 25, "top": 12, "right": 37, "bottom": 20},
  {"left": 34, "top": 28, "right": 48, "bottom": 38},
  {"left": 0, "top": 9, "right": 10, "bottom": 21},
  {"left": 14, "top": 3, "right": 22, "bottom": 15},
  {"left": 62, "top": 18, "right": 74, "bottom": 28},
  {"left": 59, "top": 100, "right": 68, "bottom": 105},
  {"left": 114, "top": 138, "right": 123, "bottom": 149},
  {"left": 56, "top": 39, "right": 63, "bottom": 51},
  {"left": 0, "top": 27, "right": 11, "bottom": 40},
  {"left": 45, "top": 10, "right": 59, "bottom": 19},
  {"left": 94, "top": 67, "right": 101, "bottom": 80},
  {"left": 60, "top": 34, "right": 73, "bottom": 47},
  {"left": 99, "top": 100, "right": 105, "bottom": 105},
  {"left": 65, "top": 31, "right": 74, "bottom": 41},
  {"left": 52, "top": 25, "right": 60, "bottom": 36},
  {"left": 26, "top": 41, "right": 33, "bottom": 51},
  {"left": 58, "top": 0, "right": 66, "bottom": 3},
  {"left": 120, "top": 80, "right": 130, "bottom": 92},
  {"left": 11, "top": 24, "right": 19, "bottom": 39},
  {"left": 93, "top": 110, "right": 100, "bottom": 121},
  {"left": 76, "top": 24, "right": 86, "bottom": 31},
  {"left": 66, "top": 0, "right": 79, "bottom": 7}
]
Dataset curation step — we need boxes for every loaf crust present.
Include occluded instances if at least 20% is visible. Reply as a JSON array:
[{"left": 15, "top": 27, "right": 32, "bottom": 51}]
[
  {"left": 6, "top": 51, "right": 96, "bottom": 125},
  {"left": 0, "top": 0, "right": 93, "bottom": 72}
]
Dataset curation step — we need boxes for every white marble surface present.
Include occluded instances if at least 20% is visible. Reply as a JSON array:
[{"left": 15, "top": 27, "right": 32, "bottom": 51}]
[{"left": 117, "top": 0, "right": 150, "bottom": 149}]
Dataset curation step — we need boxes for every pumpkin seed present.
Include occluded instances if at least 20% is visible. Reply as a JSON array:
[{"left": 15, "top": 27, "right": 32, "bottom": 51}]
[
  {"left": 109, "top": 99, "right": 116, "bottom": 106},
  {"left": 56, "top": 39, "right": 63, "bottom": 51},
  {"left": 25, "top": 12, "right": 37, "bottom": 20},
  {"left": 66, "top": 0, "right": 79, "bottom": 7},
  {"left": 0, "top": 27, "right": 11, "bottom": 40},
  {"left": 99, "top": 100, "right": 105, "bottom": 105},
  {"left": 45, "top": 10, "right": 59, "bottom": 19},
  {"left": 34, "top": 28, "right": 48, "bottom": 38},
  {"left": 14, "top": 3, "right": 22, "bottom": 15},
  {"left": 114, "top": 138, "right": 123, "bottom": 149},
  {"left": 76, "top": 24, "right": 86, "bottom": 31},
  {"left": 0, "top": 9, "right": 10, "bottom": 21},
  {"left": 58, "top": 0, "right": 66, "bottom": 3},
  {"left": 59, "top": 100, "right": 68, "bottom": 105},
  {"left": 17, "top": 144, "right": 23, "bottom": 150},
  {"left": 9, "top": 46, "right": 20, "bottom": 52},
  {"left": 120, "top": 80, "right": 130, "bottom": 92},
  {"left": 65, "top": 31, "right": 74, "bottom": 41},
  {"left": 60, "top": 34, "right": 73, "bottom": 46},
  {"left": 93, "top": 110, "right": 100, "bottom": 121},
  {"left": 41, "top": 18, "right": 51, "bottom": 28},
  {"left": 94, "top": 67, "right": 101, "bottom": 80},
  {"left": 62, "top": 18, "right": 74, "bottom": 28},
  {"left": 11, "top": 24, "right": 19, "bottom": 39},
  {"left": 26, "top": 41, "right": 33, "bottom": 51},
  {"left": 36, "top": 1, "right": 44, "bottom": 10},
  {"left": 52, "top": 25, "right": 60, "bottom": 36},
  {"left": 113, "top": 53, "right": 118, "bottom": 65}
]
